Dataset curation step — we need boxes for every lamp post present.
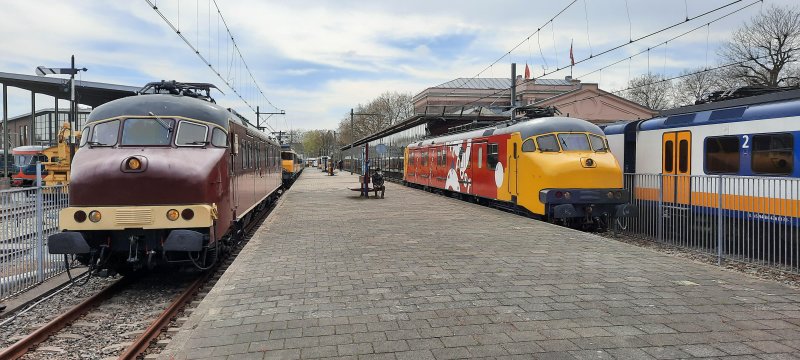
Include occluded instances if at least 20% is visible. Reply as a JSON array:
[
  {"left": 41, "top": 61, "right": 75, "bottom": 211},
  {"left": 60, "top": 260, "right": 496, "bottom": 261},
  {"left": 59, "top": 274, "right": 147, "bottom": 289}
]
[
  {"left": 349, "top": 108, "right": 379, "bottom": 174},
  {"left": 35, "top": 55, "right": 87, "bottom": 161}
]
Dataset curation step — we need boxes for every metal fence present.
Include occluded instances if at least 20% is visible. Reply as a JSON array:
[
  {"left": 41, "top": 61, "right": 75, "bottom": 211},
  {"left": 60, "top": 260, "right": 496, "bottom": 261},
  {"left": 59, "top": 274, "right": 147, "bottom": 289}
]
[
  {"left": 1, "top": 165, "right": 69, "bottom": 301},
  {"left": 617, "top": 173, "right": 800, "bottom": 273}
]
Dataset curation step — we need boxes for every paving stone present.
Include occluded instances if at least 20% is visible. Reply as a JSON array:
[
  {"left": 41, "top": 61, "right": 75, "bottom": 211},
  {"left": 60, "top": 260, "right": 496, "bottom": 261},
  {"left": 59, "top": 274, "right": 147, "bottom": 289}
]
[{"left": 156, "top": 171, "right": 800, "bottom": 360}]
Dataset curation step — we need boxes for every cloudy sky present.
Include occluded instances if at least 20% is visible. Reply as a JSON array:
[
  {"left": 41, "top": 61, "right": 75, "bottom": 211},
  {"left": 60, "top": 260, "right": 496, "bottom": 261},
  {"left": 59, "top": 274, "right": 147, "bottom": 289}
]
[{"left": 0, "top": 0, "right": 796, "bottom": 131}]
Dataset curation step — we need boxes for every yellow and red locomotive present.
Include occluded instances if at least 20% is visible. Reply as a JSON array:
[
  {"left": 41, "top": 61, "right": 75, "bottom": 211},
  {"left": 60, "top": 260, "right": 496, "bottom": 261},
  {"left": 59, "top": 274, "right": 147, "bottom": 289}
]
[
  {"left": 48, "top": 82, "right": 282, "bottom": 272},
  {"left": 405, "top": 116, "right": 633, "bottom": 230}
]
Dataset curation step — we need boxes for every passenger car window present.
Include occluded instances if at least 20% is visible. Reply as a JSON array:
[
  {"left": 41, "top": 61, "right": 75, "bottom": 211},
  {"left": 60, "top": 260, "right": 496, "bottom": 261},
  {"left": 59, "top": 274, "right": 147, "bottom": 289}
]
[
  {"left": 487, "top": 143, "right": 499, "bottom": 170},
  {"left": 536, "top": 135, "right": 559, "bottom": 152},
  {"left": 521, "top": 139, "right": 536, "bottom": 152},
  {"left": 211, "top": 128, "right": 227, "bottom": 147},
  {"left": 176, "top": 121, "right": 209, "bottom": 146},
  {"left": 477, "top": 147, "right": 483, "bottom": 168},
  {"left": 90, "top": 120, "right": 120, "bottom": 146},
  {"left": 589, "top": 135, "right": 608, "bottom": 152},
  {"left": 557, "top": 133, "right": 592, "bottom": 151},
  {"left": 678, "top": 140, "right": 689, "bottom": 173},
  {"left": 664, "top": 140, "right": 674, "bottom": 173},
  {"left": 752, "top": 133, "right": 793, "bottom": 175},
  {"left": 705, "top": 136, "right": 739, "bottom": 174},
  {"left": 121, "top": 118, "right": 174, "bottom": 146}
]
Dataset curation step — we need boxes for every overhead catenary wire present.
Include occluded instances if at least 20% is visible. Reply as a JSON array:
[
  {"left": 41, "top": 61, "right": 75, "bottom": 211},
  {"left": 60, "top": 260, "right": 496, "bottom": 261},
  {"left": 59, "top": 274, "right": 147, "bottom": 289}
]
[
  {"left": 576, "top": 0, "right": 761, "bottom": 80},
  {"left": 459, "top": 0, "right": 751, "bottom": 109},
  {"left": 144, "top": 0, "right": 281, "bottom": 132}
]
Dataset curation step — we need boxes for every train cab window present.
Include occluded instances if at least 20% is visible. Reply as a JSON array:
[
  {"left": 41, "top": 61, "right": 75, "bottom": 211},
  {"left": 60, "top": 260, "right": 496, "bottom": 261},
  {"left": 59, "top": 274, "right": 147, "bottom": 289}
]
[
  {"left": 487, "top": 143, "right": 499, "bottom": 170},
  {"left": 752, "top": 133, "right": 793, "bottom": 175},
  {"left": 536, "top": 135, "right": 559, "bottom": 152},
  {"left": 121, "top": 118, "right": 174, "bottom": 146},
  {"left": 79, "top": 126, "right": 90, "bottom": 147},
  {"left": 89, "top": 120, "right": 120, "bottom": 146},
  {"left": 557, "top": 133, "right": 592, "bottom": 151},
  {"left": 705, "top": 136, "right": 739, "bottom": 174},
  {"left": 176, "top": 121, "right": 209, "bottom": 146},
  {"left": 211, "top": 128, "right": 227, "bottom": 147},
  {"left": 589, "top": 135, "right": 608, "bottom": 152},
  {"left": 521, "top": 139, "right": 536, "bottom": 152}
]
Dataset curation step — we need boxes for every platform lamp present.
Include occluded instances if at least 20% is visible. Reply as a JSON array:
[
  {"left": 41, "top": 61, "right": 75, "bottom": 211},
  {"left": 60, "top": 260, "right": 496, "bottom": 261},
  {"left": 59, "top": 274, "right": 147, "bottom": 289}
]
[{"left": 35, "top": 55, "right": 87, "bottom": 161}]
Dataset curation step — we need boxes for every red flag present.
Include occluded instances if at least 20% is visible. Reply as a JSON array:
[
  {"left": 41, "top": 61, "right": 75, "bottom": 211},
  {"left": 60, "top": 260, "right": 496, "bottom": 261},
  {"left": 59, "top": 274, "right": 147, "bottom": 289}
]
[
  {"left": 569, "top": 40, "right": 575, "bottom": 66},
  {"left": 524, "top": 63, "right": 531, "bottom": 79}
]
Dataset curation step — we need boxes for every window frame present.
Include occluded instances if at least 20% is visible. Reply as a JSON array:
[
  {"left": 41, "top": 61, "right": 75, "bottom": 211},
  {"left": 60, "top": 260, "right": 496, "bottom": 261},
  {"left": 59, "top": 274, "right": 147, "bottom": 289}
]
[
  {"left": 120, "top": 117, "right": 175, "bottom": 147},
  {"left": 521, "top": 138, "right": 536, "bottom": 152},
  {"left": 704, "top": 136, "right": 740, "bottom": 175},
  {"left": 751, "top": 132, "right": 794, "bottom": 176},
  {"left": 487, "top": 143, "right": 499, "bottom": 170},
  {"left": 536, "top": 134, "right": 560, "bottom": 152},
  {"left": 175, "top": 120, "right": 209, "bottom": 147},
  {"left": 211, "top": 127, "right": 228, "bottom": 148},
  {"left": 589, "top": 134, "right": 608, "bottom": 152}
]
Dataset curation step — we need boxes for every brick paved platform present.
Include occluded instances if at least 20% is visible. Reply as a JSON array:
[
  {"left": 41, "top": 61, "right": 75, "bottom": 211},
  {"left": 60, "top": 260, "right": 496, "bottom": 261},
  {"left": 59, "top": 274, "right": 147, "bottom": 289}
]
[{"left": 159, "top": 169, "right": 800, "bottom": 360}]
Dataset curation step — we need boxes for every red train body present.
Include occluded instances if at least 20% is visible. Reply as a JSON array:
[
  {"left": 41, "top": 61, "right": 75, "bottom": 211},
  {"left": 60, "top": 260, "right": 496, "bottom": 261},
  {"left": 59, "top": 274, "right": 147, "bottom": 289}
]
[{"left": 48, "top": 88, "right": 282, "bottom": 272}]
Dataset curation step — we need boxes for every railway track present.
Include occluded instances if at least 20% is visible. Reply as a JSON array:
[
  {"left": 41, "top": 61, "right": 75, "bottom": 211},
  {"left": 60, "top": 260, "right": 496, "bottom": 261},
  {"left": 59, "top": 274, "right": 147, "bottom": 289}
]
[{"left": 0, "top": 192, "right": 280, "bottom": 360}]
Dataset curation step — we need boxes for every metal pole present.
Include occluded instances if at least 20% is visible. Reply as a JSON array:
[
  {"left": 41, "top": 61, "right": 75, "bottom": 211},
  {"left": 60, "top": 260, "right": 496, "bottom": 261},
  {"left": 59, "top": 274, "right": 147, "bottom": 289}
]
[
  {"left": 3, "top": 84, "right": 7, "bottom": 179},
  {"left": 53, "top": 98, "right": 58, "bottom": 147},
  {"left": 510, "top": 63, "right": 516, "bottom": 121},
  {"left": 717, "top": 175, "right": 724, "bottom": 266},
  {"left": 35, "top": 162, "right": 44, "bottom": 283},
  {"left": 69, "top": 55, "right": 76, "bottom": 161},
  {"left": 350, "top": 108, "right": 354, "bottom": 174},
  {"left": 657, "top": 174, "right": 663, "bottom": 243},
  {"left": 31, "top": 91, "right": 35, "bottom": 145}
]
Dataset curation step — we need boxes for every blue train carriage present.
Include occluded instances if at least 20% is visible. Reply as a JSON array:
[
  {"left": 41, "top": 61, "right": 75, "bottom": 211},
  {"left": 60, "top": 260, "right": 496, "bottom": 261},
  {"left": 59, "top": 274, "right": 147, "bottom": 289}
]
[{"left": 604, "top": 88, "right": 800, "bottom": 229}]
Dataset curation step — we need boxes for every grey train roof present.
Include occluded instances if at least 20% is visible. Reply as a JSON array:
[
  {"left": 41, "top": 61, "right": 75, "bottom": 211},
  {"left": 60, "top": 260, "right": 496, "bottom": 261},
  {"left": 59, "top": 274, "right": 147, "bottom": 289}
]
[
  {"left": 86, "top": 94, "right": 233, "bottom": 128},
  {"left": 409, "top": 117, "right": 604, "bottom": 147}
]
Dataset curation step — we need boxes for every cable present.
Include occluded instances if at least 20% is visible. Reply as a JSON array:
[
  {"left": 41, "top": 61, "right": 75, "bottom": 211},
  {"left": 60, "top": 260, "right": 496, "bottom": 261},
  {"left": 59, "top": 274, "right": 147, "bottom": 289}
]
[
  {"left": 459, "top": 0, "right": 750, "bottom": 108},
  {"left": 576, "top": 0, "right": 761, "bottom": 80},
  {"left": 441, "top": 0, "right": 577, "bottom": 95},
  {"left": 143, "top": 0, "right": 280, "bottom": 132}
]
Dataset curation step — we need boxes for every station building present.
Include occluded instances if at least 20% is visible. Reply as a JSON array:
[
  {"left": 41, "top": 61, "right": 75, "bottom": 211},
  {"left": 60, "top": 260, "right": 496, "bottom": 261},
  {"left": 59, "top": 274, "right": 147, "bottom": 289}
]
[
  {"left": 341, "top": 76, "right": 656, "bottom": 179},
  {"left": 0, "top": 108, "right": 90, "bottom": 148}
]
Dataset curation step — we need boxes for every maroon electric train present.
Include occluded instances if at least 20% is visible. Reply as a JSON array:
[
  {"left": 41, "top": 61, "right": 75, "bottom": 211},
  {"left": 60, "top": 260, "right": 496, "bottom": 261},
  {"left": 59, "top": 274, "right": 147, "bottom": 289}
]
[{"left": 48, "top": 82, "right": 282, "bottom": 273}]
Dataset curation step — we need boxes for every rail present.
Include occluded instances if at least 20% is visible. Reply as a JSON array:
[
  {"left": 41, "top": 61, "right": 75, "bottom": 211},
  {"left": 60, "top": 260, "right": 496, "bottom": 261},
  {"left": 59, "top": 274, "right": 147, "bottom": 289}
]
[
  {"left": 1, "top": 163, "right": 69, "bottom": 301},
  {"left": 617, "top": 173, "right": 800, "bottom": 273}
]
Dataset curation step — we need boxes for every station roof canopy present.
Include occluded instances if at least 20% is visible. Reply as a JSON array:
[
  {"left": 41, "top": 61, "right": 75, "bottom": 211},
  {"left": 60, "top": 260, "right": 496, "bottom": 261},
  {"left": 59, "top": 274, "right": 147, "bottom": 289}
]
[{"left": 0, "top": 71, "right": 139, "bottom": 107}]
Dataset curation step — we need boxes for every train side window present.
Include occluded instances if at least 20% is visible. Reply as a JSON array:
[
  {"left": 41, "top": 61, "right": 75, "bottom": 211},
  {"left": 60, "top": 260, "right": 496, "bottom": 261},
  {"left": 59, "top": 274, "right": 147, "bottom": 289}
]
[
  {"left": 752, "top": 133, "right": 793, "bottom": 175},
  {"left": 664, "top": 140, "right": 674, "bottom": 173},
  {"left": 487, "top": 143, "right": 499, "bottom": 170},
  {"left": 678, "top": 139, "right": 689, "bottom": 173},
  {"left": 477, "top": 147, "right": 483, "bottom": 168},
  {"left": 536, "top": 135, "right": 559, "bottom": 152},
  {"left": 211, "top": 128, "right": 228, "bottom": 147},
  {"left": 176, "top": 121, "right": 209, "bottom": 146},
  {"left": 409, "top": 151, "right": 414, "bottom": 165},
  {"left": 521, "top": 139, "right": 536, "bottom": 152},
  {"left": 705, "top": 136, "right": 739, "bottom": 174},
  {"left": 421, "top": 151, "right": 428, "bottom": 166}
]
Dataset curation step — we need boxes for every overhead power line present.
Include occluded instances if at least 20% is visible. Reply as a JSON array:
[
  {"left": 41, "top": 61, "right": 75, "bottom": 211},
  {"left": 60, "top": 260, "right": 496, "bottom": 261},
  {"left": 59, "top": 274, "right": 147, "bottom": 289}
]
[
  {"left": 459, "top": 0, "right": 750, "bottom": 108},
  {"left": 144, "top": 0, "right": 280, "bottom": 132}
]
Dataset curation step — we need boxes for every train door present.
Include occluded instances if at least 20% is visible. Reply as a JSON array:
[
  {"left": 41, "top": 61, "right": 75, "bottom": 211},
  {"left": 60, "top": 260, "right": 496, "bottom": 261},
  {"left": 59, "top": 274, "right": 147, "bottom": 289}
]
[
  {"left": 470, "top": 141, "right": 486, "bottom": 196},
  {"left": 230, "top": 131, "right": 240, "bottom": 214},
  {"left": 662, "top": 131, "right": 691, "bottom": 204}
]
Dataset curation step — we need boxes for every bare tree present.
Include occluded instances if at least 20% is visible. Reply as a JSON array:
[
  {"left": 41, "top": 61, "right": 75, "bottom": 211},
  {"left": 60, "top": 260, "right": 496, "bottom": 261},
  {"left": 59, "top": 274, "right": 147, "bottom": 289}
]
[
  {"left": 719, "top": 5, "right": 800, "bottom": 87},
  {"left": 623, "top": 74, "right": 673, "bottom": 110},
  {"left": 337, "top": 91, "right": 414, "bottom": 144},
  {"left": 673, "top": 68, "right": 722, "bottom": 106}
]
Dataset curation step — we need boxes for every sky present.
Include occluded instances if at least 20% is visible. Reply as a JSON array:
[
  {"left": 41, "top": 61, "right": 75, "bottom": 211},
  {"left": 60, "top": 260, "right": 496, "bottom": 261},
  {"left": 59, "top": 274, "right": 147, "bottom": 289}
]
[{"left": 0, "top": 0, "right": 796, "bottom": 132}]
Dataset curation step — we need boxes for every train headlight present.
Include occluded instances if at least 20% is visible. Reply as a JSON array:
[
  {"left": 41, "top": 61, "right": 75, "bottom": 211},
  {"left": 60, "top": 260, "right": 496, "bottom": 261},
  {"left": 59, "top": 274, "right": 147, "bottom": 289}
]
[
  {"left": 607, "top": 191, "right": 614, "bottom": 199},
  {"left": 166, "top": 209, "right": 180, "bottom": 221},
  {"left": 555, "top": 191, "right": 563, "bottom": 199},
  {"left": 126, "top": 157, "right": 141, "bottom": 170},
  {"left": 74, "top": 210, "right": 87, "bottom": 223},
  {"left": 181, "top": 209, "right": 194, "bottom": 220},
  {"left": 88, "top": 210, "right": 102, "bottom": 223},
  {"left": 615, "top": 191, "right": 622, "bottom": 199},
  {"left": 564, "top": 191, "right": 571, "bottom": 199}
]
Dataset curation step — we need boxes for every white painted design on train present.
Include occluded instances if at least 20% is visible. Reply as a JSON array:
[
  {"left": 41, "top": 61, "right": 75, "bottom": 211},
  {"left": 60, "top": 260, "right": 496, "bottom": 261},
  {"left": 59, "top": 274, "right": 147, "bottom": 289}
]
[{"left": 495, "top": 161, "right": 504, "bottom": 188}]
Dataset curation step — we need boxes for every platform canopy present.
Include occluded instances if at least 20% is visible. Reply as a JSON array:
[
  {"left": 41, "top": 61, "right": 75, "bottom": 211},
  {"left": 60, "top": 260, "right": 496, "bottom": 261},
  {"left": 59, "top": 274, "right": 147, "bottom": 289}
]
[{"left": 0, "top": 71, "right": 139, "bottom": 107}]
